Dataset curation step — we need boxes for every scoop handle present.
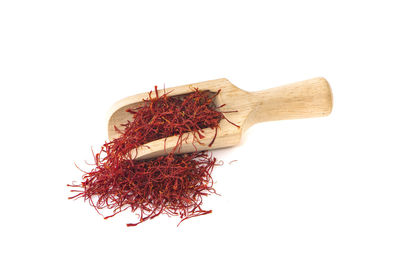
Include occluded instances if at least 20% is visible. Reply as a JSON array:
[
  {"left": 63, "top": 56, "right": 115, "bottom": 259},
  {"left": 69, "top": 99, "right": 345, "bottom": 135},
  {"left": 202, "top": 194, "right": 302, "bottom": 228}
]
[{"left": 249, "top": 77, "right": 333, "bottom": 124}]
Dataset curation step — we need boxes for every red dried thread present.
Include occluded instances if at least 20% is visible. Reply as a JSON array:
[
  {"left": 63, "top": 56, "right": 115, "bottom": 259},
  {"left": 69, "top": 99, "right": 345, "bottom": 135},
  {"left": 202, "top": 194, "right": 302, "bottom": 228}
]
[
  {"left": 104, "top": 87, "right": 235, "bottom": 160},
  {"left": 69, "top": 86, "right": 238, "bottom": 226}
]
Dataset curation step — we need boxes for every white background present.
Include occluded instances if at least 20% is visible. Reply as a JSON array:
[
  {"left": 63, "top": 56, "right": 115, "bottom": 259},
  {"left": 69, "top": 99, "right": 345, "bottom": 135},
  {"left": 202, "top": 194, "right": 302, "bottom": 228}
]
[{"left": 1, "top": 1, "right": 399, "bottom": 273}]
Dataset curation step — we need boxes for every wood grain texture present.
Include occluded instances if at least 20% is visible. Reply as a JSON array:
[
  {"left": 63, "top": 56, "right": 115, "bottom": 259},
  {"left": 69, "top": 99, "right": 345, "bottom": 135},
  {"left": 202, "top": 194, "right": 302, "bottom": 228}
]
[{"left": 107, "top": 77, "right": 332, "bottom": 159}]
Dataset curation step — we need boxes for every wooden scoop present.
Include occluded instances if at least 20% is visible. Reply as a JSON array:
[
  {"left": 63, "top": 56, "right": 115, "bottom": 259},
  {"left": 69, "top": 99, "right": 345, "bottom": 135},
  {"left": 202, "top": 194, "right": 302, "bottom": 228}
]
[{"left": 107, "top": 77, "right": 333, "bottom": 160}]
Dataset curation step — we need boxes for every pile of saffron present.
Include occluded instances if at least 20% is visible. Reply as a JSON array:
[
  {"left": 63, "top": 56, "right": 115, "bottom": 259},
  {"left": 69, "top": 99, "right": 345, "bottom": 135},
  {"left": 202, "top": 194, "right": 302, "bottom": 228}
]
[{"left": 69, "top": 87, "right": 237, "bottom": 226}]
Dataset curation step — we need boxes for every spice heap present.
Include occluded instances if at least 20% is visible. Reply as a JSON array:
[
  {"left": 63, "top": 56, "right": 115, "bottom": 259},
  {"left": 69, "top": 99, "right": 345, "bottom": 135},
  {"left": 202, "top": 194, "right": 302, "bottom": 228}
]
[{"left": 69, "top": 87, "right": 237, "bottom": 226}]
